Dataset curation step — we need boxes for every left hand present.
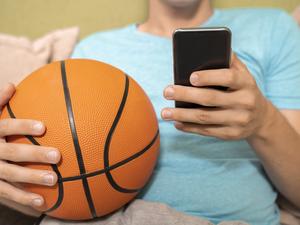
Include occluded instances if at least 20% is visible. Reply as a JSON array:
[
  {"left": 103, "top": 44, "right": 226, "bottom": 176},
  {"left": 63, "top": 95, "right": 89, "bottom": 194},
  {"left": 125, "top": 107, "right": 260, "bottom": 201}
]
[{"left": 161, "top": 53, "right": 273, "bottom": 140}]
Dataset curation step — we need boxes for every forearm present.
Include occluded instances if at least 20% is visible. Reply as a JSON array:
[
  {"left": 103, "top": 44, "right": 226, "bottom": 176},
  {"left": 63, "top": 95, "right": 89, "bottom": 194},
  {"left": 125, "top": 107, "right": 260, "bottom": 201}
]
[{"left": 247, "top": 101, "right": 300, "bottom": 209}]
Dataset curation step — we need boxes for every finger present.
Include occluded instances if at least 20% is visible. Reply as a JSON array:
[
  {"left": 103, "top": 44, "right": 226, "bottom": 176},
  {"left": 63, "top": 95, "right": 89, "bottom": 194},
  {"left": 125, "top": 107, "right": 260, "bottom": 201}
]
[
  {"left": 174, "top": 122, "right": 242, "bottom": 140},
  {"left": 0, "top": 83, "right": 16, "bottom": 108},
  {"left": 230, "top": 50, "right": 235, "bottom": 67},
  {"left": 190, "top": 69, "right": 244, "bottom": 90},
  {"left": 0, "top": 119, "right": 45, "bottom": 137},
  {"left": 0, "top": 161, "right": 57, "bottom": 186},
  {"left": 164, "top": 85, "right": 236, "bottom": 107},
  {"left": 0, "top": 143, "right": 60, "bottom": 164},
  {"left": 0, "top": 179, "right": 44, "bottom": 207},
  {"left": 161, "top": 108, "right": 252, "bottom": 126}
]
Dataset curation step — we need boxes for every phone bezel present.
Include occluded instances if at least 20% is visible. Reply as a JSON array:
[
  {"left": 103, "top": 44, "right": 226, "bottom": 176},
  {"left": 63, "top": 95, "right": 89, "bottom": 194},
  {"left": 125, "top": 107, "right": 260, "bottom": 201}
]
[{"left": 172, "top": 27, "right": 232, "bottom": 108}]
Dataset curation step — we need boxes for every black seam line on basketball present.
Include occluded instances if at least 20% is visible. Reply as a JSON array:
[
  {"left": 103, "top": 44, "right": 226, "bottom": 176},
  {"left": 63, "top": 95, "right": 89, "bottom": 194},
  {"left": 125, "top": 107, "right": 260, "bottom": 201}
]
[
  {"left": 103, "top": 74, "right": 139, "bottom": 193},
  {"left": 59, "top": 129, "right": 159, "bottom": 183},
  {"left": 34, "top": 213, "right": 46, "bottom": 225},
  {"left": 60, "top": 61, "right": 97, "bottom": 218},
  {"left": 6, "top": 103, "right": 64, "bottom": 213}
]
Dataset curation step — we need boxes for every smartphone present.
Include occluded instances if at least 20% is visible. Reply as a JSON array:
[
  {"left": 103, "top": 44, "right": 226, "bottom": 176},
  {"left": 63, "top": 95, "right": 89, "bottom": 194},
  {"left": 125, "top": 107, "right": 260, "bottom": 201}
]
[{"left": 172, "top": 27, "right": 232, "bottom": 108}]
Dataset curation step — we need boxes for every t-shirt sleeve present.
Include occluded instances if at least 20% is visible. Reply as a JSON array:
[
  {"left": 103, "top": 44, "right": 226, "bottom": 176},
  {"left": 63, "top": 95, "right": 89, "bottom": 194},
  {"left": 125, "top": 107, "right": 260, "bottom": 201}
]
[{"left": 265, "top": 10, "right": 300, "bottom": 109}]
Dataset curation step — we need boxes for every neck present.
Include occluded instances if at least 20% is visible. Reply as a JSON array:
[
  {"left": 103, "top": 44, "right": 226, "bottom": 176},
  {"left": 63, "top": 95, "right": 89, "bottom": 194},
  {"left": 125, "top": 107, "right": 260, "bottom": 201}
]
[{"left": 138, "top": 0, "right": 213, "bottom": 38}]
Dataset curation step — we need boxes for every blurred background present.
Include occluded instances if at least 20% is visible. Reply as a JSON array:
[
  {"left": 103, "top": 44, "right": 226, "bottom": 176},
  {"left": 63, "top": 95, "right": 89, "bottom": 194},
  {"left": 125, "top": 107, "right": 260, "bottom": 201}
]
[{"left": 1, "top": 0, "right": 300, "bottom": 39}]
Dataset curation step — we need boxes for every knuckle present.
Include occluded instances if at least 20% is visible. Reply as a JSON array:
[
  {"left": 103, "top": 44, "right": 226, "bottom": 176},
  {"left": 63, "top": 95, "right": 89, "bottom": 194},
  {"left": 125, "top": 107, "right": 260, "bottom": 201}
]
[
  {"left": 221, "top": 129, "right": 242, "bottom": 140},
  {"left": 226, "top": 70, "right": 235, "bottom": 84},
  {"left": 1, "top": 144, "right": 17, "bottom": 161},
  {"left": 19, "top": 170, "right": 41, "bottom": 185},
  {"left": 242, "top": 94, "right": 256, "bottom": 109},
  {"left": 230, "top": 129, "right": 243, "bottom": 139},
  {"left": 201, "top": 92, "right": 216, "bottom": 106},
  {"left": 0, "top": 164, "right": 12, "bottom": 180},
  {"left": 28, "top": 121, "right": 37, "bottom": 132},
  {"left": 238, "top": 113, "right": 252, "bottom": 126},
  {"left": 31, "top": 171, "right": 45, "bottom": 184},
  {"left": 200, "top": 127, "right": 211, "bottom": 136},
  {"left": 11, "top": 192, "right": 32, "bottom": 206},
  {"left": 32, "top": 146, "right": 56, "bottom": 163},
  {"left": 18, "top": 195, "right": 31, "bottom": 205},
  {"left": 0, "top": 188, "right": 10, "bottom": 200},
  {"left": 18, "top": 120, "right": 35, "bottom": 133},
  {"left": 34, "top": 147, "right": 47, "bottom": 162},
  {"left": 22, "top": 192, "right": 42, "bottom": 206},
  {"left": 195, "top": 112, "right": 210, "bottom": 123},
  {"left": 10, "top": 191, "right": 26, "bottom": 205},
  {"left": 0, "top": 181, "right": 7, "bottom": 198},
  {"left": 181, "top": 87, "right": 189, "bottom": 99}
]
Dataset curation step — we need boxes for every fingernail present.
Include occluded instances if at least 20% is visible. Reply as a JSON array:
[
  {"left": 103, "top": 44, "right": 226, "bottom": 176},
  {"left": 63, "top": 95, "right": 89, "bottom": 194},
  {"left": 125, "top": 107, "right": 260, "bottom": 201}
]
[
  {"left": 47, "top": 150, "right": 59, "bottom": 163},
  {"left": 164, "top": 86, "right": 174, "bottom": 98},
  {"left": 190, "top": 73, "right": 198, "bottom": 84},
  {"left": 43, "top": 174, "right": 54, "bottom": 185},
  {"left": 33, "top": 122, "right": 43, "bottom": 132},
  {"left": 162, "top": 109, "right": 172, "bottom": 119},
  {"left": 32, "top": 198, "right": 43, "bottom": 207}
]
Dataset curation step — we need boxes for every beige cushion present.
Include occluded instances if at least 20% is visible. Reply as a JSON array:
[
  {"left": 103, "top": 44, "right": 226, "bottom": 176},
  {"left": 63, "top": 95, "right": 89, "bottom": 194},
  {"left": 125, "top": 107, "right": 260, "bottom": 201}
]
[{"left": 0, "top": 27, "right": 79, "bottom": 89}]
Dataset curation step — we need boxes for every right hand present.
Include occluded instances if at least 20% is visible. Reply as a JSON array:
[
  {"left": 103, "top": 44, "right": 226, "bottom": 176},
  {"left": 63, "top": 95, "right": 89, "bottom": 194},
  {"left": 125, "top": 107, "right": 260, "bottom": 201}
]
[{"left": 0, "top": 83, "right": 61, "bottom": 209}]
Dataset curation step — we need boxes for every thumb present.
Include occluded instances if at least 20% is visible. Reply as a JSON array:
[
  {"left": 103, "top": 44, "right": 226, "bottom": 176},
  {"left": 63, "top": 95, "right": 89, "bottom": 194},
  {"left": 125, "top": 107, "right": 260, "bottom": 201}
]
[
  {"left": 230, "top": 50, "right": 237, "bottom": 67},
  {"left": 0, "top": 83, "right": 16, "bottom": 108},
  {"left": 230, "top": 51, "right": 245, "bottom": 69}
]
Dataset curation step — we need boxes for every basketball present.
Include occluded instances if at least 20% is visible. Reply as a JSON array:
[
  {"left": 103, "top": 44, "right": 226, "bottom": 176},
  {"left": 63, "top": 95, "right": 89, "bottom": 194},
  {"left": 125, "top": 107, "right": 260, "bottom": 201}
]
[{"left": 0, "top": 59, "right": 160, "bottom": 220}]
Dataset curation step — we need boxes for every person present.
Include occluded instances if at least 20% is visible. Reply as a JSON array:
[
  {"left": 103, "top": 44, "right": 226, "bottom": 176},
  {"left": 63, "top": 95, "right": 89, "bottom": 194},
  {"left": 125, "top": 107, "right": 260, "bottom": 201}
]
[
  {"left": 293, "top": 5, "right": 300, "bottom": 25},
  {"left": 0, "top": 0, "right": 300, "bottom": 225}
]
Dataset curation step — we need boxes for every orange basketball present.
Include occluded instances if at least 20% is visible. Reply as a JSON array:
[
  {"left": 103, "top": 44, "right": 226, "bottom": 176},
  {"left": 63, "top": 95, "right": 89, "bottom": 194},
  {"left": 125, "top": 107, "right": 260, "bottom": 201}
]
[{"left": 0, "top": 59, "right": 160, "bottom": 220}]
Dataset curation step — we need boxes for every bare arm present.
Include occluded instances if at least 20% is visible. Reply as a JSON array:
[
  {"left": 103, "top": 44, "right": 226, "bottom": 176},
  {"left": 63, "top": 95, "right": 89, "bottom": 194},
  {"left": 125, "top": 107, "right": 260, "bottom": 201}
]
[
  {"left": 247, "top": 106, "right": 300, "bottom": 210},
  {"left": 161, "top": 53, "right": 300, "bottom": 210}
]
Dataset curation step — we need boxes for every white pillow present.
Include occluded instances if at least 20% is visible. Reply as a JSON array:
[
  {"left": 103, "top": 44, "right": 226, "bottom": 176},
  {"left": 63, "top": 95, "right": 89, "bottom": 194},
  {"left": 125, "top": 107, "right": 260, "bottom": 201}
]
[{"left": 0, "top": 27, "right": 79, "bottom": 89}]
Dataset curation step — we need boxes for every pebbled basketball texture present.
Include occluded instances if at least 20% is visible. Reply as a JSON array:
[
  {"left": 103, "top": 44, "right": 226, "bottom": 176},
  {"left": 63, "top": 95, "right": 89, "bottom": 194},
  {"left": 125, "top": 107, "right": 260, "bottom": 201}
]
[{"left": 0, "top": 59, "right": 160, "bottom": 220}]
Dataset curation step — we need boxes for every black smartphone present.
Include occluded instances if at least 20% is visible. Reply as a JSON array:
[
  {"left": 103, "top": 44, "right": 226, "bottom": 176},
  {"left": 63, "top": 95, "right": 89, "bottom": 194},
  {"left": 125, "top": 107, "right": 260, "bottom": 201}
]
[{"left": 172, "top": 27, "right": 232, "bottom": 108}]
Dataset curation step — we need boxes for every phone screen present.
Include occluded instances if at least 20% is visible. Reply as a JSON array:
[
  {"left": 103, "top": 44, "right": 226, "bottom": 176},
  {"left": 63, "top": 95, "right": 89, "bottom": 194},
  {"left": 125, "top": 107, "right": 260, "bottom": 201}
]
[{"left": 173, "top": 27, "right": 231, "bottom": 108}]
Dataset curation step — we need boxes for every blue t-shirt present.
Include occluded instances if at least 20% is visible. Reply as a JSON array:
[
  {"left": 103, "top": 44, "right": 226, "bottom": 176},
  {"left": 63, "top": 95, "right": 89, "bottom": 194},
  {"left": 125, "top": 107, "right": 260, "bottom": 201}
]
[{"left": 72, "top": 8, "right": 300, "bottom": 225}]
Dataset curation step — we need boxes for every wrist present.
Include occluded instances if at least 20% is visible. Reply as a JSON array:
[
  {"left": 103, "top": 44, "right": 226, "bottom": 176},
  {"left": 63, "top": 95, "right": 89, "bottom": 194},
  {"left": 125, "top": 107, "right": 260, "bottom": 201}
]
[{"left": 248, "top": 100, "right": 280, "bottom": 143}]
